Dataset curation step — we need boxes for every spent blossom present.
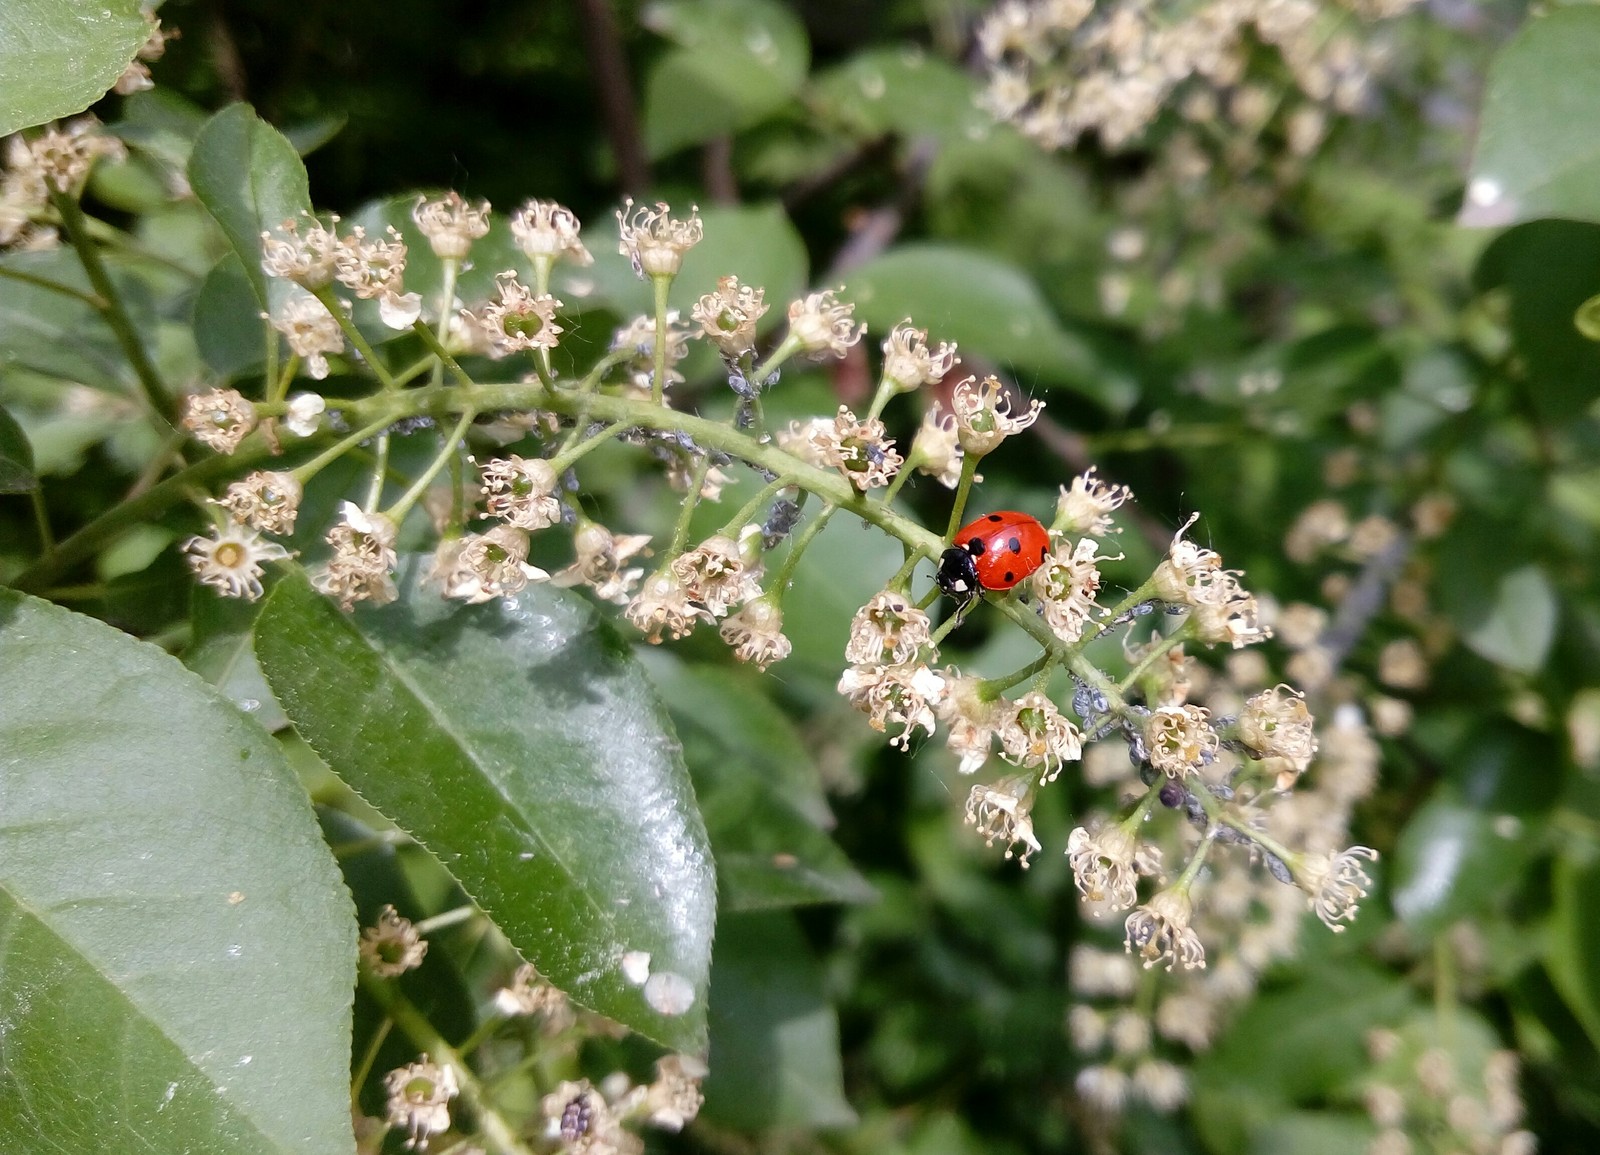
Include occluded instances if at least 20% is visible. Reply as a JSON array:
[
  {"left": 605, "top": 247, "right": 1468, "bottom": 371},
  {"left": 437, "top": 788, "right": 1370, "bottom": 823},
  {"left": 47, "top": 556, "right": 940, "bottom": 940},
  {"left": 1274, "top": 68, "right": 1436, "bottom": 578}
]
[
  {"left": 474, "top": 271, "right": 563, "bottom": 355},
  {"left": 270, "top": 291, "right": 346, "bottom": 380},
  {"left": 492, "top": 963, "right": 576, "bottom": 1028},
  {"left": 1237, "top": 684, "right": 1317, "bottom": 774},
  {"left": 949, "top": 374, "right": 1044, "bottom": 456},
  {"left": 845, "top": 590, "right": 932, "bottom": 665},
  {"left": 480, "top": 454, "right": 563, "bottom": 530},
  {"left": 625, "top": 570, "right": 712, "bottom": 643},
  {"left": 260, "top": 213, "right": 342, "bottom": 289},
  {"left": 181, "top": 388, "right": 257, "bottom": 454},
  {"left": 540, "top": 1079, "right": 638, "bottom": 1155},
  {"left": 183, "top": 526, "right": 290, "bottom": 601},
  {"left": 215, "top": 471, "right": 303, "bottom": 535},
  {"left": 412, "top": 191, "right": 491, "bottom": 260},
  {"left": 837, "top": 662, "right": 946, "bottom": 750},
  {"left": 10, "top": 118, "right": 125, "bottom": 196},
  {"left": 1125, "top": 887, "right": 1206, "bottom": 971},
  {"left": 810, "top": 406, "right": 902, "bottom": 491},
  {"left": 1144, "top": 704, "right": 1219, "bottom": 778},
  {"left": 1152, "top": 515, "right": 1235, "bottom": 607},
  {"left": 670, "top": 533, "right": 761, "bottom": 617},
  {"left": 879, "top": 319, "right": 958, "bottom": 392},
  {"left": 965, "top": 774, "right": 1043, "bottom": 867},
  {"left": 996, "top": 690, "right": 1083, "bottom": 782},
  {"left": 691, "top": 275, "right": 767, "bottom": 356},
  {"left": 511, "top": 199, "right": 594, "bottom": 267},
  {"left": 1296, "top": 845, "right": 1379, "bottom": 930},
  {"left": 1056, "top": 467, "right": 1132, "bottom": 537},
  {"left": 937, "top": 671, "right": 1003, "bottom": 775},
  {"left": 1067, "top": 821, "right": 1158, "bottom": 909},
  {"left": 384, "top": 1056, "right": 458, "bottom": 1150},
  {"left": 786, "top": 289, "right": 866, "bottom": 358},
  {"left": 552, "top": 520, "right": 653, "bottom": 604},
  {"left": 359, "top": 905, "right": 427, "bottom": 977},
  {"left": 335, "top": 224, "right": 422, "bottom": 328},
  {"left": 908, "top": 403, "right": 965, "bottom": 488},
  {"left": 1031, "top": 535, "right": 1107, "bottom": 643},
  {"left": 719, "top": 597, "right": 791, "bottom": 670},
  {"left": 312, "top": 502, "right": 399, "bottom": 611},
  {"left": 431, "top": 526, "right": 549, "bottom": 604},
  {"left": 616, "top": 198, "right": 702, "bottom": 278}
]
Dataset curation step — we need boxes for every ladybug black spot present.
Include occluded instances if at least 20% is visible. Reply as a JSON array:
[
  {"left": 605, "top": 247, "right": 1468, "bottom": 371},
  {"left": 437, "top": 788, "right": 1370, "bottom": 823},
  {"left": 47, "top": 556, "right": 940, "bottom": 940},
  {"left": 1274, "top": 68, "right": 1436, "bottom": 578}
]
[
  {"left": 1003, "top": 570, "right": 1015, "bottom": 583},
  {"left": 968, "top": 538, "right": 986, "bottom": 556},
  {"left": 1008, "top": 536, "right": 1021, "bottom": 554},
  {"left": 987, "top": 513, "right": 1003, "bottom": 522}
]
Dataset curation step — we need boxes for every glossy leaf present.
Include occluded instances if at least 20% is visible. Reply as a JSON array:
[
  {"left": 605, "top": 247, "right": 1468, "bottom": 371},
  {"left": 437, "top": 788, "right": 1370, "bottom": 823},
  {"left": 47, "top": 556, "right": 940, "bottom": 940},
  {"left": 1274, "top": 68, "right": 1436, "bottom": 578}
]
[
  {"left": 193, "top": 254, "right": 269, "bottom": 377},
  {"left": 1461, "top": 6, "right": 1600, "bottom": 227},
  {"left": 702, "top": 912, "right": 856, "bottom": 1129},
  {"left": 0, "top": 0, "right": 150, "bottom": 136},
  {"left": 641, "top": 0, "right": 809, "bottom": 158},
  {"left": 1390, "top": 790, "right": 1534, "bottom": 934},
  {"left": 0, "top": 402, "right": 36, "bottom": 492},
  {"left": 0, "top": 589, "right": 355, "bottom": 1154},
  {"left": 0, "top": 249, "right": 152, "bottom": 392},
  {"left": 1549, "top": 845, "right": 1600, "bottom": 1050},
  {"left": 253, "top": 566, "right": 717, "bottom": 1053},
  {"left": 188, "top": 104, "right": 313, "bottom": 309},
  {"left": 810, "top": 48, "right": 989, "bottom": 142},
  {"left": 1458, "top": 564, "right": 1558, "bottom": 674},
  {"left": 639, "top": 654, "right": 875, "bottom": 911},
  {"left": 184, "top": 589, "right": 288, "bottom": 735},
  {"left": 841, "top": 244, "right": 1104, "bottom": 394}
]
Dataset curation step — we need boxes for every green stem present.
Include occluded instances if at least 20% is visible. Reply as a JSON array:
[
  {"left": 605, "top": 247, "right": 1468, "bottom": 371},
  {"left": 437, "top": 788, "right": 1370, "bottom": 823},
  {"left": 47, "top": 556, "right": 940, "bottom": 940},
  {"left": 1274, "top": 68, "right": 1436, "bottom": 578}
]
[
  {"left": 29, "top": 488, "right": 54, "bottom": 553},
  {"left": 431, "top": 258, "right": 460, "bottom": 389},
  {"left": 359, "top": 975, "right": 537, "bottom": 1155},
  {"left": 290, "top": 416, "right": 400, "bottom": 484},
  {"left": 984, "top": 648, "right": 1059, "bottom": 696},
  {"left": 411, "top": 319, "right": 475, "bottom": 388},
  {"left": 750, "top": 333, "right": 801, "bottom": 385},
  {"left": 650, "top": 274, "right": 672, "bottom": 405},
  {"left": 385, "top": 409, "right": 476, "bottom": 526},
  {"left": 0, "top": 262, "right": 103, "bottom": 307},
  {"left": 50, "top": 190, "right": 175, "bottom": 427},
  {"left": 313, "top": 285, "right": 397, "bottom": 391},
  {"left": 1171, "top": 829, "right": 1215, "bottom": 893},
  {"left": 667, "top": 456, "right": 713, "bottom": 557},
  {"left": 350, "top": 1016, "right": 394, "bottom": 1108},
  {"left": 944, "top": 453, "right": 981, "bottom": 541},
  {"left": 364, "top": 433, "right": 391, "bottom": 512},
  {"left": 769, "top": 502, "right": 839, "bottom": 596},
  {"left": 547, "top": 421, "right": 630, "bottom": 473},
  {"left": 1117, "top": 621, "right": 1193, "bottom": 696},
  {"left": 268, "top": 354, "right": 301, "bottom": 406},
  {"left": 879, "top": 455, "right": 917, "bottom": 508},
  {"left": 718, "top": 474, "right": 793, "bottom": 540}
]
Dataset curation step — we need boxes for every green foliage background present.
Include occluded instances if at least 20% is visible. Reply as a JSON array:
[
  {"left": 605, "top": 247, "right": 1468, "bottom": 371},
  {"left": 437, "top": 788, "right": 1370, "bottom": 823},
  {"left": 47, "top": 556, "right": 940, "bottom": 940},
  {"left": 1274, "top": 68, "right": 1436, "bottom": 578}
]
[{"left": 4, "top": 0, "right": 1600, "bottom": 1153}]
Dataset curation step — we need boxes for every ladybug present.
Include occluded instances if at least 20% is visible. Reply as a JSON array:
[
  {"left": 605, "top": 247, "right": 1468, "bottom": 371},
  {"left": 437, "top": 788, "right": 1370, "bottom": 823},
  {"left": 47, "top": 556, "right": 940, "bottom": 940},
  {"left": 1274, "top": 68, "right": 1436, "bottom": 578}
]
[{"left": 936, "top": 510, "right": 1051, "bottom": 603}]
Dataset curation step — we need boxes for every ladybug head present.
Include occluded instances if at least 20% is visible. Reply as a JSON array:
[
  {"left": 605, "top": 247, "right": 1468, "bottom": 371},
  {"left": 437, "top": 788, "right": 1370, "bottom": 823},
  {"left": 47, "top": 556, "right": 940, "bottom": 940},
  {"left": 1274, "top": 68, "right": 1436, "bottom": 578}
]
[{"left": 936, "top": 545, "right": 980, "bottom": 601}]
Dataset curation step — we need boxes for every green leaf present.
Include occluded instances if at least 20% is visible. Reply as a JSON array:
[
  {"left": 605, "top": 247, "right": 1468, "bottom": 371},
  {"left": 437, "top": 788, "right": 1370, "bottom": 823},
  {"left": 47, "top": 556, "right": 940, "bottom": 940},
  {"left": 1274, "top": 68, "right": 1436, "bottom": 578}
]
[
  {"left": 0, "top": 249, "right": 151, "bottom": 391},
  {"left": 641, "top": 0, "right": 809, "bottom": 158},
  {"left": 810, "top": 47, "right": 989, "bottom": 142},
  {"left": 0, "top": 402, "right": 36, "bottom": 492},
  {"left": 193, "top": 254, "right": 269, "bottom": 378},
  {"left": 0, "top": 0, "right": 150, "bottom": 137},
  {"left": 1458, "top": 564, "right": 1558, "bottom": 674},
  {"left": 1390, "top": 791, "right": 1535, "bottom": 934},
  {"left": 184, "top": 590, "right": 288, "bottom": 735},
  {"left": 702, "top": 912, "right": 856, "bottom": 1129},
  {"left": 188, "top": 104, "right": 313, "bottom": 310},
  {"left": 0, "top": 589, "right": 355, "bottom": 1154},
  {"left": 1192, "top": 963, "right": 1413, "bottom": 1153},
  {"left": 639, "top": 654, "right": 875, "bottom": 911},
  {"left": 841, "top": 244, "right": 1106, "bottom": 396},
  {"left": 253, "top": 566, "right": 717, "bottom": 1053},
  {"left": 1549, "top": 844, "right": 1600, "bottom": 1050},
  {"left": 1460, "top": 6, "right": 1600, "bottom": 227}
]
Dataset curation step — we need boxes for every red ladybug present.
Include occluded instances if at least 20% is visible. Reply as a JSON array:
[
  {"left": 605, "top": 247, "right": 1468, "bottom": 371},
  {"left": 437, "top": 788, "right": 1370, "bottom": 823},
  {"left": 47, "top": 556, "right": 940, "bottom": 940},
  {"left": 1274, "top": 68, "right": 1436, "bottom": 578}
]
[{"left": 936, "top": 510, "right": 1051, "bottom": 602}]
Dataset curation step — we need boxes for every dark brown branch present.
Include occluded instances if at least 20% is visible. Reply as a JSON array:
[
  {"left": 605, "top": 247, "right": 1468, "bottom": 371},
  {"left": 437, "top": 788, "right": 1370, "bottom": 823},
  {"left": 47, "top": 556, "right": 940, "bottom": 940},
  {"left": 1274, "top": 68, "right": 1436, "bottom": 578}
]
[{"left": 576, "top": 0, "right": 649, "bottom": 196}]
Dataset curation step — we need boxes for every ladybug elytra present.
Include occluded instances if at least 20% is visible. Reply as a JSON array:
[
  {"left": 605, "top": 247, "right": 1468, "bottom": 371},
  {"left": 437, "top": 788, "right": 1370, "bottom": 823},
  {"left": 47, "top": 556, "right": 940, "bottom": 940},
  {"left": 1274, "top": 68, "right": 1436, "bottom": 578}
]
[{"left": 936, "top": 510, "right": 1051, "bottom": 603}]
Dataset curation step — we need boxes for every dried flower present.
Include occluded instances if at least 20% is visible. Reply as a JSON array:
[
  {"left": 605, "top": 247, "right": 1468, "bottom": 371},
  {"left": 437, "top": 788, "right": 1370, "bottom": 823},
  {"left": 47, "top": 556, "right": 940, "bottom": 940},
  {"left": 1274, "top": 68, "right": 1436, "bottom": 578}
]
[
  {"left": 384, "top": 1056, "right": 458, "bottom": 1150},
  {"left": 1296, "top": 845, "right": 1379, "bottom": 930},
  {"left": 261, "top": 213, "right": 343, "bottom": 289},
  {"left": 480, "top": 454, "right": 563, "bottom": 530},
  {"left": 996, "top": 690, "right": 1082, "bottom": 782},
  {"left": 359, "top": 905, "right": 428, "bottom": 977},
  {"left": 908, "top": 403, "right": 965, "bottom": 488},
  {"left": 845, "top": 590, "right": 932, "bottom": 665},
  {"left": 215, "top": 471, "right": 303, "bottom": 535},
  {"left": 616, "top": 198, "right": 702, "bottom": 278},
  {"left": 511, "top": 199, "right": 593, "bottom": 267},
  {"left": 691, "top": 275, "right": 767, "bottom": 356},
  {"left": 1056, "top": 467, "right": 1132, "bottom": 536},
  {"left": 1191, "top": 588, "right": 1271, "bottom": 648},
  {"left": 965, "top": 774, "right": 1043, "bottom": 867},
  {"left": 492, "top": 963, "right": 576, "bottom": 1028},
  {"left": 1144, "top": 704, "right": 1219, "bottom": 778},
  {"left": 113, "top": 13, "right": 176, "bottom": 95},
  {"left": 552, "top": 521, "right": 653, "bottom": 604},
  {"left": 413, "top": 191, "right": 491, "bottom": 260},
  {"left": 335, "top": 224, "right": 422, "bottom": 328},
  {"left": 880, "top": 319, "right": 958, "bottom": 392},
  {"left": 937, "top": 672, "right": 1003, "bottom": 775},
  {"left": 809, "top": 406, "right": 903, "bottom": 491},
  {"left": 540, "top": 1079, "right": 639, "bottom": 1155},
  {"left": 312, "top": 502, "right": 398, "bottom": 611},
  {"left": 1237, "top": 684, "right": 1317, "bottom": 774},
  {"left": 837, "top": 662, "right": 946, "bottom": 750},
  {"left": 1067, "top": 821, "right": 1156, "bottom": 909},
  {"left": 270, "top": 292, "right": 346, "bottom": 380},
  {"left": 10, "top": 118, "right": 125, "bottom": 196},
  {"left": 1151, "top": 515, "right": 1235, "bottom": 607},
  {"left": 432, "top": 526, "right": 549, "bottom": 604},
  {"left": 474, "top": 271, "right": 563, "bottom": 355},
  {"left": 949, "top": 374, "right": 1043, "bottom": 456},
  {"left": 183, "top": 525, "right": 290, "bottom": 601},
  {"left": 641, "top": 1055, "right": 707, "bottom": 1132},
  {"left": 625, "top": 571, "right": 712, "bottom": 643},
  {"left": 671, "top": 534, "right": 760, "bottom": 617},
  {"left": 182, "top": 388, "right": 258, "bottom": 454},
  {"left": 786, "top": 289, "right": 866, "bottom": 358},
  {"left": 719, "top": 597, "right": 791, "bottom": 670},
  {"left": 1125, "top": 887, "right": 1206, "bottom": 970},
  {"left": 1031, "top": 535, "right": 1106, "bottom": 643}
]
